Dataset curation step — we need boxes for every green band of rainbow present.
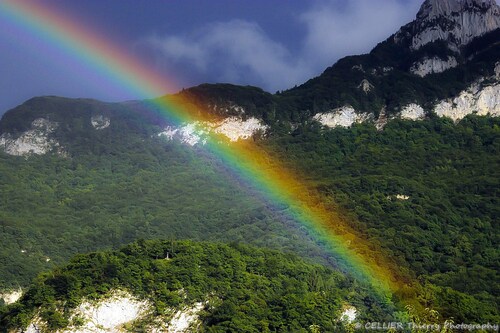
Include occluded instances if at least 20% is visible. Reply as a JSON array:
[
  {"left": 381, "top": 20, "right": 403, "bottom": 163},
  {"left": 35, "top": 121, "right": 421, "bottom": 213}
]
[{"left": 1, "top": 0, "right": 420, "bottom": 309}]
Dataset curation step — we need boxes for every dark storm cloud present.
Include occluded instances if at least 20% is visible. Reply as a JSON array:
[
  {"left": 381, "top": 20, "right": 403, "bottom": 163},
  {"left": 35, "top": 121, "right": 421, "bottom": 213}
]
[
  {"left": 0, "top": 0, "right": 424, "bottom": 113},
  {"left": 145, "top": 20, "right": 310, "bottom": 92},
  {"left": 144, "top": 0, "right": 422, "bottom": 93}
]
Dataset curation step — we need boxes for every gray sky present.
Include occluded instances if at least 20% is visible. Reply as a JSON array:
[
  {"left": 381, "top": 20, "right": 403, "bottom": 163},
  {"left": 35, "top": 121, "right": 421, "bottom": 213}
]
[{"left": 0, "top": 0, "right": 424, "bottom": 114}]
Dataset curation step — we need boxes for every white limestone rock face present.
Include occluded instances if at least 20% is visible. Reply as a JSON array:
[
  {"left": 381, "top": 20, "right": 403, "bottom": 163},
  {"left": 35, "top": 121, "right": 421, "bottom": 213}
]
[
  {"left": 382, "top": 66, "right": 394, "bottom": 73},
  {"left": 0, "top": 118, "right": 61, "bottom": 156},
  {"left": 213, "top": 117, "right": 267, "bottom": 142},
  {"left": 387, "top": 194, "right": 411, "bottom": 200},
  {"left": 434, "top": 83, "right": 500, "bottom": 121},
  {"left": 91, "top": 115, "right": 110, "bottom": 130},
  {"left": 159, "top": 117, "right": 267, "bottom": 145},
  {"left": 0, "top": 289, "right": 23, "bottom": 304},
  {"left": 410, "top": 56, "right": 458, "bottom": 77},
  {"left": 24, "top": 322, "right": 42, "bottom": 333},
  {"left": 339, "top": 305, "right": 357, "bottom": 323},
  {"left": 21, "top": 291, "right": 150, "bottom": 333},
  {"left": 176, "top": 123, "right": 207, "bottom": 146},
  {"left": 313, "top": 106, "right": 370, "bottom": 128},
  {"left": 375, "top": 107, "right": 389, "bottom": 131},
  {"left": 357, "top": 79, "right": 374, "bottom": 93},
  {"left": 67, "top": 293, "right": 149, "bottom": 333},
  {"left": 158, "top": 127, "right": 180, "bottom": 141},
  {"left": 159, "top": 122, "right": 207, "bottom": 146},
  {"left": 208, "top": 102, "right": 245, "bottom": 116},
  {"left": 145, "top": 302, "right": 206, "bottom": 333},
  {"left": 165, "top": 302, "right": 204, "bottom": 333},
  {"left": 400, "top": 104, "right": 426, "bottom": 120},
  {"left": 396, "top": 0, "right": 500, "bottom": 51},
  {"left": 20, "top": 291, "right": 208, "bottom": 333}
]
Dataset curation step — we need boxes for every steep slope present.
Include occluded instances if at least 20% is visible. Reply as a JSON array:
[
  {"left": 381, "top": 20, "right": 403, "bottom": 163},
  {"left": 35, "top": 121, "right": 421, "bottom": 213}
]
[
  {"left": 278, "top": 0, "right": 500, "bottom": 127},
  {"left": 399, "top": 0, "right": 500, "bottom": 52},
  {"left": 0, "top": 240, "right": 360, "bottom": 332},
  {"left": 0, "top": 97, "right": 337, "bottom": 296},
  {"left": 1, "top": 98, "right": 498, "bottom": 322},
  {"left": 0, "top": 96, "right": 161, "bottom": 157},
  {"left": 152, "top": 3, "right": 500, "bottom": 136},
  {"left": 173, "top": 84, "right": 274, "bottom": 120},
  {"left": 0, "top": 93, "right": 273, "bottom": 155},
  {"left": 262, "top": 116, "right": 500, "bottom": 322}
]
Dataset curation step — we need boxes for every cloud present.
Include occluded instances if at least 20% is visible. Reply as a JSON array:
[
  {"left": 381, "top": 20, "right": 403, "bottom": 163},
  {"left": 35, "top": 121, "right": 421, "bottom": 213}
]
[
  {"left": 200, "top": 21, "right": 310, "bottom": 88},
  {"left": 146, "top": 20, "right": 311, "bottom": 92},
  {"left": 144, "top": 0, "right": 422, "bottom": 92},
  {"left": 300, "top": 0, "right": 421, "bottom": 65},
  {"left": 147, "top": 35, "right": 207, "bottom": 70}
]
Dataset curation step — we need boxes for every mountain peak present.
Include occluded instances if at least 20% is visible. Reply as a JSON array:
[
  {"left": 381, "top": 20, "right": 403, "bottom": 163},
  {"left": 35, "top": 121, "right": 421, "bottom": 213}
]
[
  {"left": 396, "top": 0, "right": 500, "bottom": 51},
  {"left": 417, "top": 0, "right": 499, "bottom": 20}
]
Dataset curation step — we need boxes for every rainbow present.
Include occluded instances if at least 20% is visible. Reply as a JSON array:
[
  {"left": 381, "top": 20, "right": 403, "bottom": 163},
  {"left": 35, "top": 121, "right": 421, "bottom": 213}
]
[{"left": 0, "top": 0, "right": 420, "bottom": 310}]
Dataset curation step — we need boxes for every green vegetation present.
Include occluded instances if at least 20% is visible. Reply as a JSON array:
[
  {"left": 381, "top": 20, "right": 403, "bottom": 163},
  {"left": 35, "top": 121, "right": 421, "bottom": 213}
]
[
  {"left": 262, "top": 116, "right": 500, "bottom": 322},
  {"left": 176, "top": 83, "right": 275, "bottom": 119},
  {"left": 0, "top": 97, "right": 343, "bottom": 299},
  {"left": 0, "top": 92, "right": 498, "bottom": 324},
  {"left": 1, "top": 240, "right": 359, "bottom": 332}
]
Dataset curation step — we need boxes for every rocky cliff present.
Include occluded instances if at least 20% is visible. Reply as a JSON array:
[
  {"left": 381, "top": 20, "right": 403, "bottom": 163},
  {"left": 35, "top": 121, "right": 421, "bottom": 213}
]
[
  {"left": 397, "top": 0, "right": 500, "bottom": 51},
  {"left": 393, "top": 0, "right": 500, "bottom": 76}
]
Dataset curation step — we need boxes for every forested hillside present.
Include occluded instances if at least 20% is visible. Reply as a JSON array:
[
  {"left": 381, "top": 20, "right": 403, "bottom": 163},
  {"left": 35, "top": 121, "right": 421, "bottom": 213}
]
[
  {"left": 0, "top": 99, "right": 331, "bottom": 291},
  {"left": 1, "top": 240, "right": 362, "bottom": 332},
  {"left": 1, "top": 105, "right": 498, "bottom": 322},
  {"left": 262, "top": 115, "right": 500, "bottom": 322}
]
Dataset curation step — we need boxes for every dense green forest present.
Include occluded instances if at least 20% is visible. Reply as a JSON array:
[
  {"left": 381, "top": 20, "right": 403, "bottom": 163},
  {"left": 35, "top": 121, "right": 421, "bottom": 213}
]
[
  {"left": 0, "top": 99, "right": 498, "bottom": 323},
  {"left": 1, "top": 240, "right": 365, "bottom": 332},
  {"left": 262, "top": 115, "right": 500, "bottom": 322},
  {"left": 0, "top": 121, "right": 332, "bottom": 292}
]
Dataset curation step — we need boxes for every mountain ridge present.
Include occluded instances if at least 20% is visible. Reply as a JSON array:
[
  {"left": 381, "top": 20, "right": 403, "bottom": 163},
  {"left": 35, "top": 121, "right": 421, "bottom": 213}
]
[{"left": 1, "top": 0, "right": 499, "bottom": 152}]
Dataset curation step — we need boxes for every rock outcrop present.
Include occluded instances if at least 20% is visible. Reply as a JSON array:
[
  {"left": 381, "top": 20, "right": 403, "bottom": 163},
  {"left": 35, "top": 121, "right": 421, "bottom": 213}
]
[
  {"left": 434, "top": 82, "right": 500, "bottom": 121},
  {"left": 357, "top": 79, "right": 374, "bottom": 93},
  {"left": 313, "top": 106, "right": 371, "bottom": 128},
  {"left": 213, "top": 116, "right": 267, "bottom": 142},
  {"left": 401, "top": 104, "right": 426, "bottom": 120},
  {"left": 0, "top": 118, "right": 61, "bottom": 156},
  {"left": 396, "top": 0, "right": 500, "bottom": 51},
  {"left": 20, "top": 290, "right": 207, "bottom": 333},
  {"left": 0, "top": 289, "right": 22, "bottom": 305},
  {"left": 91, "top": 115, "right": 111, "bottom": 130},
  {"left": 311, "top": 80, "right": 499, "bottom": 128},
  {"left": 158, "top": 116, "right": 268, "bottom": 146},
  {"left": 410, "top": 56, "right": 458, "bottom": 77}
]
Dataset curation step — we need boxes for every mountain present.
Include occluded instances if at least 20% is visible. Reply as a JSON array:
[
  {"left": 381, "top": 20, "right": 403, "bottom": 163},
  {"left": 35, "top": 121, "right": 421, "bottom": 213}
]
[
  {"left": 2, "top": 0, "right": 499, "bottom": 154},
  {"left": 153, "top": 0, "right": 500, "bottom": 141},
  {"left": 1, "top": 0, "right": 499, "bottom": 330},
  {"left": 279, "top": 0, "right": 499, "bottom": 129},
  {"left": 0, "top": 96, "right": 349, "bottom": 314}
]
